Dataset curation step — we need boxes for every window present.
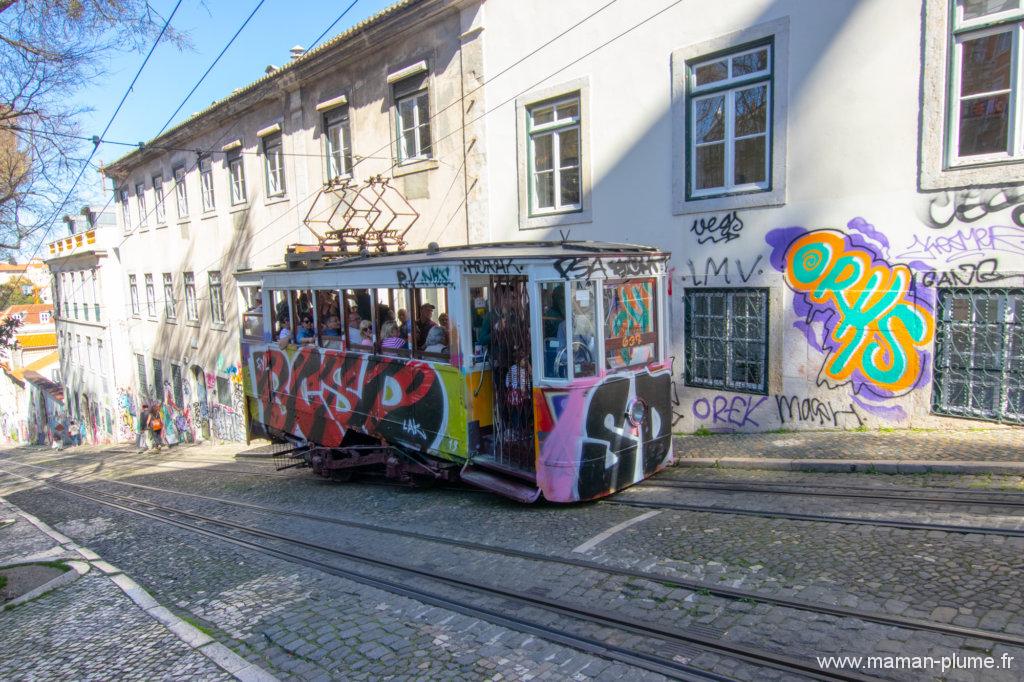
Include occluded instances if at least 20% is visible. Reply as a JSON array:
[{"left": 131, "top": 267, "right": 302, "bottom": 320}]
[
  {"left": 85, "top": 337, "right": 91, "bottom": 369},
  {"left": 90, "top": 269, "right": 99, "bottom": 321},
  {"left": 199, "top": 156, "right": 215, "bottom": 211},
  {"left": 684, "top": 289, "right": 768, "bottom": 393},
  {"left": 97, "top": 339, "right": 104, "bottom": 374},
  {"left": 152, "top": 175, "right": 166, "bottom": 223},
  {"left": 528, "top": 96, "right": 581, "bottom": 215},
  {"left": 411, "top": 288, "right": 449, "bottom": 361},
  {"left": 672, "top": 18, "right": 788, "bottom": 212},
  {"left": 541, "top": 280, "right": 599, "bottom": 380},
  {"left": 171, "top": 363, "right": 183, "bottom": 406},
  {"left": 136, "top": 353, "right": 147, "bottom": 396},
  {"left": 209, "top": 271, "right": 224, "bottom": 324},
  {"left": 144, "top": 273, "right": 156, "bottom": 317},
  {"left": 242, "top": 286, "right": 264, "bottom": 339},
  {"left": 40, "top": 312, "right": 50, "bottom": 323},
  {"left": 688, "top": 44, "right": 771, "bottom": 197},
  {"left": 227, "top": 150, "right": 246, "bottom": 205},
  {"left": 604, "top": 279, "right": 658, "bottom": 371},
  {"left": 217, "top": 376, "right": 231, "bottom": 405},
  {"left": 163, "top": 273, "right": 175, "bottom": 320},
  {"left": 135, "top": 183, "right": 147, "bottom": 228},
  {"left": 324, "top": 108, "right": 353, "bottom": 180},
  {"left": 76, "top": 334, "right": 82, "bottom": 366},
  {"left": 394, "top": 73, "right": 431, "bottom": 162},
  {"left": 184, "top": 272, "right": 198, "bottom": 321},
  {"left": 119, "top": 187, "right": 130, "bottom": 229},
  {"left": 263, "top": 133, "right": 285, "bottom": 196},
  {"left": 933, "top": 287, "right": 1024, "bottom": 423},
  {"left": 377, "top": 288, "right": 410, "bottom": 356},
  {"left": 344, "top": 288, "right": 375, "bottom": 351},
  {"left": 129, "top": 275, "right": 139, "bottom": 316},
  {"left": 173, "top": 166, "right": 188, "bottom": 218},
  {"left": 153, "top": 358, "right": 163, "bottom": 398}
]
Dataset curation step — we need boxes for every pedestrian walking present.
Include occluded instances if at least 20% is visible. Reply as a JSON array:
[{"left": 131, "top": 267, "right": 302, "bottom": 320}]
[
  {"left": 147, "top": 403, "right": 165, "bottom": 451},
  {"left": 135, "top": 403, "right": 150, "bottom": 452}
]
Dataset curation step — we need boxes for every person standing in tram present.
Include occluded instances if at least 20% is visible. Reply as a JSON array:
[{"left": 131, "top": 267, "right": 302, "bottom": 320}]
[{"left": 415, "top": 303, "right": 436, "bottom": 349}]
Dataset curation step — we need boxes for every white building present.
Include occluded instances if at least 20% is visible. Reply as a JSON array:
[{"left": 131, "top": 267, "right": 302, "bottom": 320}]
[
  {"left": 101, "top": 0, "right": 485, "bottom": 443},
  {"left": 47, "top": 207, "right": 134, "bottom": 443},
  {"left": 101, "top": 0, "right": 1024, "bottom": 436}
]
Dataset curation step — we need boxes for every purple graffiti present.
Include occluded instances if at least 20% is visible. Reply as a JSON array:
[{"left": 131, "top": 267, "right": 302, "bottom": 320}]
[{"left": 692, "top": 395, "right": 766, "bottom": 428}]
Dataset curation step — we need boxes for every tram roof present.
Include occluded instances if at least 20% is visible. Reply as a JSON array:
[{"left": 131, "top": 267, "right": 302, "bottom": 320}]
[{"left": 240, "top": 240, "right": 670, "bottom": 276}]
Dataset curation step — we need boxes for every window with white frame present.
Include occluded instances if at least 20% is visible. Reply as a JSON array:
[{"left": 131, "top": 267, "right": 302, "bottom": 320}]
[
  {"left": 153, "top": 174, "right": 166, "bottom": 223},
  {"left": 394, "top": 73, "right": 431, "bottom": 162},
  {"left": 128, "top": 274, "right": 139, "bottom": 316},
  {"left": 135, "top": 182, "right": 147, "bottom": 228},
  {"left": 184, "top": 272, "right": 198, "bottom": 321},
  {"left": 85, "top": 337, "right": 92, "bottom": 370},
  {"left": 209, "top": 271, "right": 225, "bottom": 324},
  {"left": 687, "top": 42, "right": 772, "bottom": 198},
  {"left": 948, "top": 0, "right": 1024, "bottom": 163},
  {"left": 528, "top": 95, "right": 582, "bottom": 215},
  {"left": 119, "top": 187, "right": 130, "bottom": 229},
  {"left": 263, "top": 133, "right": 285, "bottom": 196},
  {"left": 227, "top": 150, "right": 246, "bottom": 204},
  {"left": 163, "top": 273, "right": 175, "bottom": 320},
  {"left": 144, "top": 273, "right": 156, "bottom": 317},
  {"left": 199, "top": 156, "right": 215, "bottom": 211},
  {"left": 324, "top": 108, "right": 353, "bottom": 180},
  {"left": 173, "top": 166, "right": 188, "bottom": 218},
  {"left": 684, "top": 288, "right": 769, "bottom": 393}
]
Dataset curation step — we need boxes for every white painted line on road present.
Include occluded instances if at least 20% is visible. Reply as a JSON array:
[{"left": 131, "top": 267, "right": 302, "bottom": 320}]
[{"left": 572, "top": 510, "right": 662, "bottom": 553}]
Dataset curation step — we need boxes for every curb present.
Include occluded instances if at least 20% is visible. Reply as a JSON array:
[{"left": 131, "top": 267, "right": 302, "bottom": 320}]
[
  {"left": 675, "top": 457, "right": 1024, "bottom": 475},
  {"left": 0, "top": 559, "right": 89, "bottom": 612},
  {"left": 0, "top": 499, "right": 278, "bottom": 682}
]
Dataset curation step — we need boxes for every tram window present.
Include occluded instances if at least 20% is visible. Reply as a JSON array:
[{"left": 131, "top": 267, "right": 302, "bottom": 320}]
[
  {"left": 271, "top": 290, "right": 291, "bottom": 345},
  {"left": 604, "top": 278, "right": 658, "bottom": 369},
  {"left": 241, "top": 286, "right": 263, "bottom": 340},
  {"left": 380, "top": 288, "right": 411, "bottom": 357},
  {"left": 344, "top": 288, "right": 374, "bottom": 351},
  {"left": 469, "top": 285, "right": 490, "bottom": 364},
  {"left": 569, "top": 281, "right": 598, "bottom": 378},
  {"left": 413, "top": 287, "right": 449, "bottom": 361},
  {"left": 315, "top": 289, "right": 342, "bottom": 349},
  {"left": 540, "top": 281, "right": 567, "bottom": 379},
  {"left": 291, "top": 289, "right": 316, "bottom": 346}
]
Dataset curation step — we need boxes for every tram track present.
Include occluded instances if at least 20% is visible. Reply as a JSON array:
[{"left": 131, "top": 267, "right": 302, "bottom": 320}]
[
  {"left": 3, "top": 458, "right": 1024, "bottom": 652},
  {"left": 638, "top": 479, "right": 1024, "bottom": 508},
  {"left": 0, "top": 464, "right": 870, "bottom": 682}
]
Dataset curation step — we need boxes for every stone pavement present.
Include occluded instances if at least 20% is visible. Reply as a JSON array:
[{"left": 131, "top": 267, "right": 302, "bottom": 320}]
[
  {"left": 0, "top": 495, "right": 274, "bottom": 681},
  {"left": 673, "top": 427, "right": 1024, "bottom": 474}
]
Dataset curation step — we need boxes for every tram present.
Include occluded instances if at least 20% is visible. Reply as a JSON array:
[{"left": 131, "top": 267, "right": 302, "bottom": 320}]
[{"left": 235, "top": 241, "right": 673, "bottom": 503}]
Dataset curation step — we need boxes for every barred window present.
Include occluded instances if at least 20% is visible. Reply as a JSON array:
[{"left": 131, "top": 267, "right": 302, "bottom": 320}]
[{"left": 685, "top": 288, "right": 768, "bottom": 393}]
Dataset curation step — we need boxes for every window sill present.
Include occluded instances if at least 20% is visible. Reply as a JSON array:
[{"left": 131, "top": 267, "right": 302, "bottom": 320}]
[
  {"left": 264, "top": 195, "right": 289, "bottom": 207},
  {"left": 201, "top": 210, "right": 217, "bottom": 220},
  {"left": 210, "top": 323, "right": 227, "bottom": 332},
  {"left": 175, "top": 219, "right": 190, "bottom": 225},
  {"left": 164, "top": 319, "right": 177, "bottom": 325},
  {"left": 184, "top": 320, "right": 201, "bottom": 328},
  {"left": 393, "top": 158, "right": 439, "bottom": 177},
  {"left": 520, "top": 206, "right": 593, "bottom": 231},
  {"left": 229, "top": 203, "right": 249, "bottom": 214},
  {"left": 674, "top": 186, "right": 785, "bottom": 215}
]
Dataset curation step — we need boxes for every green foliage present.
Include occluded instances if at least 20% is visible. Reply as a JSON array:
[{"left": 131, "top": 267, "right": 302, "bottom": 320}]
[
  {"left": 693, "top": 425, "right": 712, "bottom": 437},
  {"left": 0, "top": 314, "right": 21, "bottom": 349}
]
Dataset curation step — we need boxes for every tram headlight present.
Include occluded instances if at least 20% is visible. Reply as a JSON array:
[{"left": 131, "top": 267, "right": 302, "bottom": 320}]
[{"left": 626, "top": 398, "right": 647, "bottom": 427}]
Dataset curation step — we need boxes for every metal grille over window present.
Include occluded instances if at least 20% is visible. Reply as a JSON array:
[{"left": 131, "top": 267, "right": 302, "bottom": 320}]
[
  {"left": 528, "top": 96, "right": 581, "bottom": 214},
  {"left": 685, "top": 289, "right": 768, "bottom": 393},
  {"left": 688, "top": 44, "right": 771, "bottom": 196},
  {"left": 488, "top": 276, "right": 534, "bottom": 472},
  {"left": 933, "top": 288, "right": 1024, "bottom": 423}
]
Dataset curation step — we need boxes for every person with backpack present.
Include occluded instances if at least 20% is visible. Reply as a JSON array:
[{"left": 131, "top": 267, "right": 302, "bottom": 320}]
[{"left": 147, "top": 403, "right": 165, "bottom": 451}]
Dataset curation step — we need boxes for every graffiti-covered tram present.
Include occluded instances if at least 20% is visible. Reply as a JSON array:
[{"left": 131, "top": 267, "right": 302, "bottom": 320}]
[{"left": 236, "top": 241, "right": 673, "bottom": 503}]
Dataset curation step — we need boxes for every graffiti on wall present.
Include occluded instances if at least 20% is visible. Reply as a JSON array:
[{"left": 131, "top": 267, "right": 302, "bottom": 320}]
[
  {"left": 921, "top": 187, "right": 1024, "bottom": 230},
  {"left": 679, "top": 255, "right": 764, "bottom": 286},
  {"left": 775, "top": 395, "right": 863, "bottom": 428},
  {"left": 211, "top": 404, "right": 245, "bottom": 442},
  {"left": 116, "top": 387, "right": 136, "bottom": 442},
  {"left": 691, "top": 394, "right": 767, "bottom": 429},
  {"left": 690, "top": 211, "right": 744, "bottom": 245},
  {"left": 535, "top": 366, "right": 672, "bottom": 502},
  {"left": 553, "top": 256, "right": 665, "bottom": 281},
  {"left": 396, "top": 265, "right": 454, "bottom": 288},
  {"left": 766, "top": 219, "right": 936, "bottom": 418},
  {"left": 248, "top": 345, "right": 465, "bottom": 454}
]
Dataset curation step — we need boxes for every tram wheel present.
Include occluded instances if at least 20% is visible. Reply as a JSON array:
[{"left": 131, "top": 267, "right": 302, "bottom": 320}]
[{"left": 330, "top": 469, "right": 354, "bottom": 483}]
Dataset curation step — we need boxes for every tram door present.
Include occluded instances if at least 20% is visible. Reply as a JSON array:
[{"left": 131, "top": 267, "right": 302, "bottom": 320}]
[{"left": 488, "top": 276, "right": 536, "bottom": 472}]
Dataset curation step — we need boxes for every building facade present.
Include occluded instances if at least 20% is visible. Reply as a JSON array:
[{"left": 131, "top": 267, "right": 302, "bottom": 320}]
[
  {"left": 0, "top": 302, "right": 60, "bottom": 444},
  {"left": 101, "top": 0, "right": 485, "bottom": 443},
  {"left": 47, "top": 207, "right": 134, "bottom": 444},
  {"left": 101, "top": 0, "right": 1024, "bottom": 437}
]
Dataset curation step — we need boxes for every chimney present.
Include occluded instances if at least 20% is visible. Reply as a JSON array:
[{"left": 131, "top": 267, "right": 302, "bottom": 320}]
[
  {"left": 265, "top": 65, "right": 277, "bottom": 75},
  {"left": 290, "top": 45, "right": 305, "bottom": 61}
]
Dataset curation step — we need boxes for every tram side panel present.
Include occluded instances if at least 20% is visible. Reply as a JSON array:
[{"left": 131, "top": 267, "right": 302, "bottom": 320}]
[
  {"left": 243, "top": 342, "right": 470, "bottom": 460},
  {"left": 534, "top": 361, "right": 674, "bottom": 503}
]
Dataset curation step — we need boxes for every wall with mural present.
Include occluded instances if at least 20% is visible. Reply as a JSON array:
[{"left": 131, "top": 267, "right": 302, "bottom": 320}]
[{"left": 671, "top": 190, "right": 1024, "bottom": 434}]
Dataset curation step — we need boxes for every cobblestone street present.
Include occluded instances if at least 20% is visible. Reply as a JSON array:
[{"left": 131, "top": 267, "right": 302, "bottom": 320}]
[{"left": 0, "top": 440, "right": 1022, "bottom": 680}]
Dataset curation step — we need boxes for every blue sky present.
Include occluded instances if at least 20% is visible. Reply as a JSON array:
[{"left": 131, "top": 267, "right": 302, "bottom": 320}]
[{"left": 77, "top": 0, "right": 396, "bottom": 202}]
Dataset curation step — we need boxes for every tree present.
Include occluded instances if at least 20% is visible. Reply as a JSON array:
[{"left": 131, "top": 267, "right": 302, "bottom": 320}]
[
  {"left": 0, "top": 310, "right": 21, "bottom": 349},
  {"left": 0, "top": 0, "right": 189, "bottom": 251},
  {"left": 0, "top": 275, "right": 35, "bottom": 304}
]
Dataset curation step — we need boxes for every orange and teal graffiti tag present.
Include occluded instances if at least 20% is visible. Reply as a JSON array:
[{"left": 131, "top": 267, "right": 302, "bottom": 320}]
[{"left": 783, "top": 229, "right": 934, "bottom": 393}]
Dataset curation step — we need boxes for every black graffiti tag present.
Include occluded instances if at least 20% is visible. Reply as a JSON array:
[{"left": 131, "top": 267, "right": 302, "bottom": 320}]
[
  {"left": 775, "top": 395, "right": 863, "bottom": 428},
  {"left": 924, "top": 187, "right": 1024, "bottom": 230},
  {"left": 681, "top": 255, "right": 764, "bottom": 286},
  {"left": 553, "top": 257, "right": 608, "bottom": 280},
  {"left": 396, "top": 266, "right": 453, "bottom": 288},
  {"left": 461, "top": 258, "right": 525, "bottom": 275},
  {"left": 914, "top": 259, "right": 1024, "bottom": 288},
  {"left": 690, "top": 211, "right": 744, "bottom": 244}
]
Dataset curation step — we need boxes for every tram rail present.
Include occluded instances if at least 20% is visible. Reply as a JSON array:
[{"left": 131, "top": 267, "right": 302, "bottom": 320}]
[
  {"left": 0, "top": 464, "right": 871, "bottom": 682},
  {"left": 3, "top": 458, "right": 1024, "bottom": 651}
]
